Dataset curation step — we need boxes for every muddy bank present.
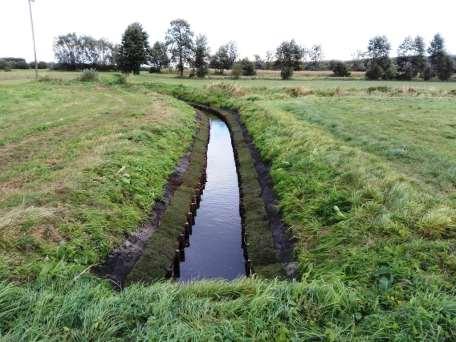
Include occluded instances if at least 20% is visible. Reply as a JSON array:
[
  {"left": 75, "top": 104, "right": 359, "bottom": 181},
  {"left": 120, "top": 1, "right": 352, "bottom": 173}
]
[{"left": 94, "top": 111, "right": 209, "bottom": 288}]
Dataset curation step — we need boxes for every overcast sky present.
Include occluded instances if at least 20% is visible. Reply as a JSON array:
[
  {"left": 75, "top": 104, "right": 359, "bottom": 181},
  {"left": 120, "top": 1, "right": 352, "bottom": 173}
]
[{"left": 1, "top": 0, "right": 455, "bottom": 62}]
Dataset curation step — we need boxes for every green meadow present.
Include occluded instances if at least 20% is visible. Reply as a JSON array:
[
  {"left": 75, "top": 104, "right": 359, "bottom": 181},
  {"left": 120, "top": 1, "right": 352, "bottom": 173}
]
[{"left": 0, "top": 70, "right": 455, "bottom": 340}]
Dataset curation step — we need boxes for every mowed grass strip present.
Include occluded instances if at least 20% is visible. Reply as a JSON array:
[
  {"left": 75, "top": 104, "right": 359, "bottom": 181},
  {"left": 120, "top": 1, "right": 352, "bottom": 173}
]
[{"left": 0, "top": 81, "right": 196, "bottom": 281}]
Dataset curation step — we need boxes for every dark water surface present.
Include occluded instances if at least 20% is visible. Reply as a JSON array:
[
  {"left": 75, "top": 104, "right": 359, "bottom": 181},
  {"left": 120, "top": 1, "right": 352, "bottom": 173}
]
[{"left": 179, "top": 115, "right": 245, "bottom": 281}]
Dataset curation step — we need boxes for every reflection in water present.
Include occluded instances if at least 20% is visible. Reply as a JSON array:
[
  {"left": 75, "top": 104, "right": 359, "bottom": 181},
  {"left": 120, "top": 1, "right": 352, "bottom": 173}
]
[{"left": 179, "top": 115, "right": 245, "bottom": 281}]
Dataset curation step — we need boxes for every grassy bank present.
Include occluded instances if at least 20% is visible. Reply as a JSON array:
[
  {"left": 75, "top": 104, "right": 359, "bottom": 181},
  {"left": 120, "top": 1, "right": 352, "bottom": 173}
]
[{"left": 0, "top": 80, "right": 196, "bottom": 281}]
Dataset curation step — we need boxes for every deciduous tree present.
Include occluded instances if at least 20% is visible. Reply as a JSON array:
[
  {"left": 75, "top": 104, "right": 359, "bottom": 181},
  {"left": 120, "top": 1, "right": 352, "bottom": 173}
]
[
  {"left": 192, "top": 35, "right": 210, "bottom": 78},
  {"left": 209, "top": 42, "right": 238, "bottom": 74},
  {"left": 276, "top": 40, "right": 303, "bottom": 80},
  {"left": 148, "top": 41, "right": 169, "bottom": 73},
  {"left": 308, "top": 45, "right": 323, "bottom": 70},
  {"left": 365, "top": 36, "right": 395, "bottom": 80},
  {"left": 166, "top": 19, "right": 194, "bottom": 77}
]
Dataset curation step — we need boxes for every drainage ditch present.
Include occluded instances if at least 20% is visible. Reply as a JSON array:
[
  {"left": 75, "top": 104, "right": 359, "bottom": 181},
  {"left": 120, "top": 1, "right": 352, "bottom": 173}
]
[{"left": 97, "top": 105, "right": 295, "bottom": 288}]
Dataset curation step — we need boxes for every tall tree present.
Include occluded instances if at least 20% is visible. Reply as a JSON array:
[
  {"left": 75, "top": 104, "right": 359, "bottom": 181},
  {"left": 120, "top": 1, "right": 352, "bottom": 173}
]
[
  {"left": 427, "top": 33, "right": 453, "bottom": 80},
  {"left": 308, "top": 45, "right": 323, "bottom": 70},
  {"left": 117, "top": 23, "right": 149, "bottom": 74},
  {"left": 54, "top": 33, "right": 83, "bottom": 68},
  {"left": 275, "top": 40, "right": 303, "bottom": 79},
  {"left": 166, "top": 19, "right": 194, "bottom": 77},
  {"left": 397, "top": 36, "right": 417, "bottom": 80},
  {"left": 397, "top": 36, "right": 427, "bottom": 80},
  {"left": 192, "top": 35, "right": 210, "bottom": 78},
  {"left": 209, "top": 42, "right": 238, "bottom": 74},
  {"left": 265, "top": 51, "right": 274, "bottom": 70},
  {"left": 365, "top": 35, "right": 395, "bottom": 80},
  {"left": 148, "top": 41, "right": 169, "bottom": 73},
  {"left": 413, "top": 36, "right": 426, "bottom": 76},
  {"left": 254, "top": 54, "right": 265, "bottom": 70}
]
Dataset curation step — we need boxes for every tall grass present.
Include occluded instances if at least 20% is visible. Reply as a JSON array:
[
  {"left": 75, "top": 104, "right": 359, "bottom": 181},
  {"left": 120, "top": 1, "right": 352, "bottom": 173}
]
[{"left": 0, "top": 274, "right": 454, "bottom": 340}]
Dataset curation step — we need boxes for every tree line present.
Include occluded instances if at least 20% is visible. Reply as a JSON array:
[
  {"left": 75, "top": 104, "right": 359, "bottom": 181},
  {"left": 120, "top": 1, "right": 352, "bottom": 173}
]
[
  {"left": 363, "top": 34, "right": 454, "bottom": 81},
  {"left": 42, "top": 19, "right": 456, "bottom": 81},
  {"left": 53, "top": 33, "right": 115, "bottom": 71},
  {"left": 0, "top": 57, "right": 47, "bottom": 71}
]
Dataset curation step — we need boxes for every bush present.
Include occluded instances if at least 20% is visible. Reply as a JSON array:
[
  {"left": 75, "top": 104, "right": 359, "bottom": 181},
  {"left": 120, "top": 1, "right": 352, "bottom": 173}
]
[
  {"left": 383, "top": 63, "right": 397, "bottom": 80},
  {"left": 366, "top": 60, "right": 396, "bottom": 80},
  {"left": 28, "top": 61, "right": 48, "bottom": 69},
  {"left": 239, "top": 58, "right": 256, "bottom": 76},
  {"left": 79, "top": 69, "right": 99, "bottom": 82},
  {"left": 15, "top": 60, "right": 29, "bottom": 69},
  {"left": 231, "top": 63, "right": 242, "bottom": 79},
  {"left": 365, "top": 63, "right": 384, "bottom": 80},
  {"left": 149, "top": 66, "right": 161, "bottom": 73},
  {"left": 0, "top": 59, "right": 12, "bottom": 71},
  {"left": 329, "top": 61, "right": 351, "bottom": 77},
  {"left": 37, "top": 61, "right": 48, "bottom": 69},
  {"left": 280, "top": 66, "right": 293, "bottom": 80}
]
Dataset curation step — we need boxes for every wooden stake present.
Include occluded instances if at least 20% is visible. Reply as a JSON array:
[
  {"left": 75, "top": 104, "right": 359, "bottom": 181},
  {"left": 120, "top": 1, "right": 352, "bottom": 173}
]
[{"left": 173, "top": 250, "right": 180, "bottom": 278}]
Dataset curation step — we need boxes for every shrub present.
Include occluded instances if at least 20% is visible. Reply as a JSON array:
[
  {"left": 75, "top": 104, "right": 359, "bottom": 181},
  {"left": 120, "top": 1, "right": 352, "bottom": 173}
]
[
  {"left": 280, "top": 66, "right": 293, "bottom": 80},
  {"left": 383, "top": 63, "right": 397, "bottom": 80},
  {"left": 37, "top": 61, "right": 48, "bottom": 69},
  {"left": 239, "top": 58, "right": 256, "bottom": 76},
  {"left": 0, "top": 59, "right": 12, "bottom": 71},
  {"left": 329, "top": 61, "right": 351, "bottom": 77},
  {"left": 367, "top": 86, "right": 391, "bottom": 94},
  {"left": 14, "top": 60, "right": 29, "bottom": 69},
  {"left": 149, "top": 66, "right": 161, "bottom": 73},
  {"left": 205, "top": 82, "right": 246, "bottom": 97},
  {"left": 285, "top": 87, "right": 313, "bottom": 97},
  {"left": 79, "top": 69, "right": 99, "bottom": 82},
  {"left": 231, "top": 63, "right": 242, "bottom": 79},
  {"left": 365, "top": 63, "right": 384, "bottom": 80}
]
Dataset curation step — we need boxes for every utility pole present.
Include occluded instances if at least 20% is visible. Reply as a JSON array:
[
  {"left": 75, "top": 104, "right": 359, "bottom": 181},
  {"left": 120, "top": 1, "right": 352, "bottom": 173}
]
[{"left": 28, "top": 0, "right": 38, "bottom": 80}]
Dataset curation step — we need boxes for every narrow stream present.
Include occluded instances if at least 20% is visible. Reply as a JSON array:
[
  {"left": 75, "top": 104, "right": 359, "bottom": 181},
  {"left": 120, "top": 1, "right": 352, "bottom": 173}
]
[{"left": 179, "top": 115, "right": 246, "bottom": 281}]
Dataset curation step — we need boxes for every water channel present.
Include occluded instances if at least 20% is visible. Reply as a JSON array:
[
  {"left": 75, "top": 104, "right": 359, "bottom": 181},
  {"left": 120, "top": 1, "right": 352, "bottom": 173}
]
[{"left": 178, "top": 115, "right": 246, "bottom": 281}]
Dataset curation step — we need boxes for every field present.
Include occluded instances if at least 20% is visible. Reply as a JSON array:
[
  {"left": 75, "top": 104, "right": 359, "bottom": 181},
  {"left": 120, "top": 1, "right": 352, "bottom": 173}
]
[
  {"left": 0, "top": 79, "right": 195, "bottom": 280},
  {"left": 1, "top": 70, "right": 456, "bottom": 339}
]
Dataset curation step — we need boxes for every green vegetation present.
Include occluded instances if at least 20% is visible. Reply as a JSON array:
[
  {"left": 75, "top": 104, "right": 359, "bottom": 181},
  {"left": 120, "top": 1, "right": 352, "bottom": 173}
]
[
  {"left": 0, "top": 80, "right": 195, "bottom": 281},
  {"left": 1, "top": 73, "right": 456, "bottom": 339},
  {"left": 118, "top": 23, "right": 150, "bottom": 74}
]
